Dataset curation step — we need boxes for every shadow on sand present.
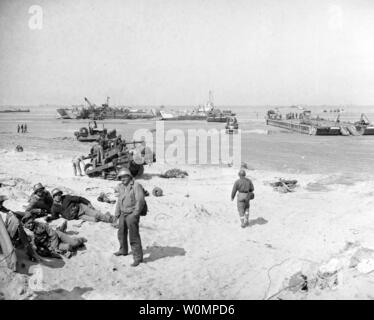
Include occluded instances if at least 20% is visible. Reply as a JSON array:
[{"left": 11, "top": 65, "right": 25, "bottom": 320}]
[
  {"left": 16, "top": 249, "right": 65, "bottom": 276},
  {"left": 138, "top": 173, "right": 161, "bottom": 180},
  {"left": 33, "top": 287, "right": 93, "bottom": 300},
  {"left": 248, "top": 217, "right": 268, "bottom": 227},
  {"left": 143, "top": 246, "right": 186, "bottom": 263},
  {"left": 64, "top": 230, "right": 80, "bottom": 235}
]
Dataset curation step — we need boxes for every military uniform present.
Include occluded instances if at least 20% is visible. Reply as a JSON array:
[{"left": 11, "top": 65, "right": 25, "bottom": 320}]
[
  {"left": 72, "top": 156, "right": 84, "bottom": 176},
  {"left": 30, "top": 221, "right": 85, "bottom": 257},
  {"left": 25, "top": 190, "right": 53, "bottom": 213},
  {"left": 51, "top": 195, "right": 114, "bottom": 223},
  {"left": 114, "top": 180, "right": 145, "bottom": 263},
  {"left": 231, "top": 176, "right": 254, "bottom": 227}
]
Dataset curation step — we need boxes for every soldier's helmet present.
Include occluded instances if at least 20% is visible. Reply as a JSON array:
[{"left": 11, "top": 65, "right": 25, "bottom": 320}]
[
  {"left": 33, "top": 183, "right": 45, "bottom": 193},
  {"left": 238, "top": 169, "right": 246, "bottom": 177},
  {"left": 51, "top": 188, "right": 63, "bottom": 197},
  {"left": 117, "top": 168, "right": 132, "bottom": 178}
]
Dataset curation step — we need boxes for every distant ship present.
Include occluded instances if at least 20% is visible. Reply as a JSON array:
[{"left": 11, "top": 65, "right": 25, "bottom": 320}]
[
  {"left": 161, "top": 91, "right": 235, "bottom": 121},
  {"left": 160, "top": 109, "right": 207, "bottom": 121},
  {"left": 56, "top": 97, "right": 157, "bottom": 120},
  {"left": 0, "top": 107, "right": 30, "bottom": 113},
  {"left": 56, "top": 107, "right": 79, "bottom": 119}
]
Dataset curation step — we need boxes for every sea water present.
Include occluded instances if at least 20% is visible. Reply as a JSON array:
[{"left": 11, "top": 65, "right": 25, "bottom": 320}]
[{"left": 0, "top": 105, "right": 373, "bottom": 180}]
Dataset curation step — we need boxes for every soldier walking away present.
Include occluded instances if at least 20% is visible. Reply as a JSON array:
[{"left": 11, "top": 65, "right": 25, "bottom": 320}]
[
  {"left": 25, "top": 183, "right": 54, "bottom": 214},
  {"left": 48, "top": 188, "right": 115, "bottom": 223},
  {"left": 17, "top": 124, "right": 20, "bottom": 133},
  {"left": 72, "top": 155, "right": 84, "bottom": 176},
  {"left": 231, "top": 169, "right": 255, "bottom": 228},
  {"left": 21, "top": 124, "right": 24, "bottom": 133},
  {"left": 113, "top": 168, "right": 146, "bottom": 267},
  {"left": 24, "top": 123, "right": 27, "bottom": 133}
]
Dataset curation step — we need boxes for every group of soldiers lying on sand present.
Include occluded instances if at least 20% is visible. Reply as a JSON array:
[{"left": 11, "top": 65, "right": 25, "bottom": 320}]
[{"left": 0, "top": 168, "right": 146, "bottom": 266}]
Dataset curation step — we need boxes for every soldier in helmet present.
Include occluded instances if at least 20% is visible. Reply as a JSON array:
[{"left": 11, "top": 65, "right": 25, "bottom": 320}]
[
  {"left": 47, "top": 188, "right": 115, "bottom": 223},
  {"left": 25, "top": 219, "right": 87, "bottom": 259},
  {"left": 231, "top": 169, "right": 255, "bottom": 228},
  {"left": 25, "top": 183, "right": 53, "bottom": 215},
  {"left": 113, "top": 168, "right": 146, "bottom": 267}
]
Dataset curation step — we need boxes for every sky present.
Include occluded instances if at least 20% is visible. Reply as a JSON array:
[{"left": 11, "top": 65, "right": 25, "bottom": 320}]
[{"left": 0, "top": 0, "right": 374, "bottom": 106}]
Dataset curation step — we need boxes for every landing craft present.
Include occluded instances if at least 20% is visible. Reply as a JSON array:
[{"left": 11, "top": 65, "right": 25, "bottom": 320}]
[{"left": 56, "top": 97, "right": 157, "bottom": 120}]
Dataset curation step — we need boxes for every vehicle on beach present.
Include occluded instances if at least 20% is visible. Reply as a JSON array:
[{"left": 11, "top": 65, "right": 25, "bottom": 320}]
[
  {"left": 225, "top": 116, "right": 239, "bottom": 134},
  {"left": 83, "top": 137, "right": 155, "bottom": 179},
  {"left": 74, "top": 121, "right": 117, "bottom": 142}
]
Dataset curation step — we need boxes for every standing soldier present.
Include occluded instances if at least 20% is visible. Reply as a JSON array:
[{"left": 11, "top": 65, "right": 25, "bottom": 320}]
[
  {"left": 72, "top": 155, "right": 84, "bottom": 176},
  {"left": 17, "top": 124, "right": 20, "bottom": 133},
  {"left": 21, "top": 124, "right": 24, "bottom": 133},
  {"left": 113, "top": 168, "right": 146, "bottom": 267},
  {"left": 24, "top": 123, "right": 27, "bottom": 133},
  {"left": 231, "top": 169, "right": 254, "bottom": 228}
]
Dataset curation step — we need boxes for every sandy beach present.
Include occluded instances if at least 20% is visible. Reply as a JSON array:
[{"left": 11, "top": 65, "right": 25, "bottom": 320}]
[{"left": 2, "top": 136, "right": 374, "bottom": 300}]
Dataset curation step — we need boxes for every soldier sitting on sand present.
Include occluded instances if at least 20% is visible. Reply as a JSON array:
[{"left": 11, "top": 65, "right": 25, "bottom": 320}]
[
  {"left": 47, "top": 188, "right": 115, "bottom": 223},
  {"left": 25, "top": 183, "right": 54, "bottom": 215}
]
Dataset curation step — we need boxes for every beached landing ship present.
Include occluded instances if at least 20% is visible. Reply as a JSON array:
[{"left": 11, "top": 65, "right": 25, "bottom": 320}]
[
  {"left": 56, "top": 97, "right": 157, "bottom": 120},
  {"left": 266, "top": 108, "right": 342, "bottom": 135},
  {"left": 266, "top": 108, "right": 374, "bottom": 136}
]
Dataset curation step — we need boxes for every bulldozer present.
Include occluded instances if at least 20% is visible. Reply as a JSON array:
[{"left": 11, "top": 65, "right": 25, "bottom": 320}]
[
  {"left": 74, "top": 121, "right": 117, "bottom": 142},
  {"left": 82, "top": 137, "right": 155, "bottom": 179}
]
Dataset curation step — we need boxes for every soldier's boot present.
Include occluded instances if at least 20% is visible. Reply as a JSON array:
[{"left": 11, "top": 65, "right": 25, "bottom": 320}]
[
  {"left": 111, "top": 217, "right": 119, "bottom": 229},
  {"left": 131, "top": 244, "right": 143, "bottom": 267},
  {"left": 106, "top": 212, "right": 116, "bottom": 223},
  {"left": 77, "top": 237, "right": 87, "bottom": 247},
  {"left": 240, "top": 217, "right": 246, "bottom": 228},
  {"left": 244, "top": 214, "right": 250, "bottom": 227},
  {"left": 95, "top": 212, "right": 115, "bottom": 223},
  {"left": 114, "top": 251, "right": 128, "bottom": 256}
]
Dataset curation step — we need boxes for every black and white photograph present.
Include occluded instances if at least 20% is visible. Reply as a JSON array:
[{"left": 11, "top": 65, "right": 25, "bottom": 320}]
[{"left": 1, "top": 0, "right": 374, "bottom": 303}]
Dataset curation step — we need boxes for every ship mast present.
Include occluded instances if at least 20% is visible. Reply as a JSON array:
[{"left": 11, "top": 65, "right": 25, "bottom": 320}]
[{"left": 206, "top": 90, "right": 214, "bottom": 111}]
